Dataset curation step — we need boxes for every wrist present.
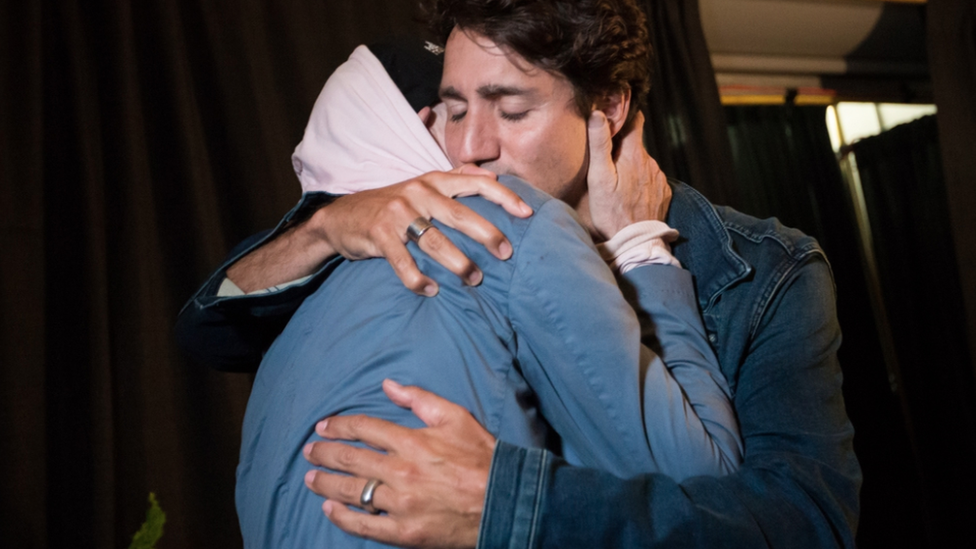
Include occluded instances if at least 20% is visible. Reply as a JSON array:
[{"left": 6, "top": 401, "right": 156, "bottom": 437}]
[{"left": 300, "top": 205, "right": 339, "bottom": 260}]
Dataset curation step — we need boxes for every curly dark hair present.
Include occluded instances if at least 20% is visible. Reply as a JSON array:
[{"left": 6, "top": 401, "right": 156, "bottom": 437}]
[{"left": 422, "top": 0, "right": 652, "bottom": 126}]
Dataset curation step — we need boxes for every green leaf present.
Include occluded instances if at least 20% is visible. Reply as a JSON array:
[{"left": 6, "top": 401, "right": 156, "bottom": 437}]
[{"left": 129, "top": 492, "right": 166, "bottom": 549}]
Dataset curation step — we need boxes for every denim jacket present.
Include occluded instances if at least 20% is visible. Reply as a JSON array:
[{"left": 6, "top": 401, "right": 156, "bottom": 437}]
[{"left": 477, "top": 183, "right": 861, "bottom": 548}]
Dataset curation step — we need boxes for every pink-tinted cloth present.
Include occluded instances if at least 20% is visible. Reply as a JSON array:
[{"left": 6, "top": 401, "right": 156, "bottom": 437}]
[
  {"left": 291, "top": 45, "right": 452, "bottom": 195},
  {"left": 597, "top": 220, "right": 681, "bottom": 273}
]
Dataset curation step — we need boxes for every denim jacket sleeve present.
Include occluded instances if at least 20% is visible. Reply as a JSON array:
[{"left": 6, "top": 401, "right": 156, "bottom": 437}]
[
  {"left": 508, "top": 198, "right": 741, "bottom": 482},
  {"left": 480, "top": 254, "right": 860, "bottom": 549},
  {"left": 174, "top": 192, "right": 344, "bottom": 372}
]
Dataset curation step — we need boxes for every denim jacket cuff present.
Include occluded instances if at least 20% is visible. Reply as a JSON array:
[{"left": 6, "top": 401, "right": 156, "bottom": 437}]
[
  {"left": 478, "top": 441, "right": 549, "bottom": 549},
  {"left": 179, "top": 191, "right": 342, "bottom": 316}
]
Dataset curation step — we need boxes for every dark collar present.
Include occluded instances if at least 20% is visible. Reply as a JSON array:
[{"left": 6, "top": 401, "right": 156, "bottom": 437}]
[{"left": 667, "top": 181, "right": 752, "bottom": 311}]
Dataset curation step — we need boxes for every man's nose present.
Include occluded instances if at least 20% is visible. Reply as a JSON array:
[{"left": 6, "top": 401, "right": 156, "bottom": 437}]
[{"left": 455, "top": 110, "right": 500, "bottom": 166}]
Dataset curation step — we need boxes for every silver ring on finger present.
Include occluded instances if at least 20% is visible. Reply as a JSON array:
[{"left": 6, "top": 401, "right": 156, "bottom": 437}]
[
  {"left": 360, "top": 478, "right": 383, "bottom": 514},
  {"left": 406, "top": 217, "right": 435, "bottom": 243}
]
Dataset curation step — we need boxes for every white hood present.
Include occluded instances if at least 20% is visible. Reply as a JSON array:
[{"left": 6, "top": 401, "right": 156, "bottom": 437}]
[{"left": 292, "top": 45, "right": 452, "bottom": 195}]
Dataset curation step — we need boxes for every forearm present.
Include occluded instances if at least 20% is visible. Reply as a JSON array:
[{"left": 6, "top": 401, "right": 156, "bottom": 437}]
[
  {"left": 621, "top": 264, "right": 742, "bottom": 476},
  {"left": 482, "top": 441, "right": 856, "bottom": 549},
  {"left": 176, "top": 193, "right": 340, "bottom": 370},
  {"left": 482, "top": 258, "right": 860, "bottom": 549},
  {"left": 513, "top": 201, "right": 740, "bottom": 480},
  {"left": 227, "top": 208, "right": 337, "bottom": 293}
]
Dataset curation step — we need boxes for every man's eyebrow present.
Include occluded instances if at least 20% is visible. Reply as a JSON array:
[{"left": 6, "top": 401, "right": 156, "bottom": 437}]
[
  {"left": 439, "top": 86, "right": 465, "bottom": 101},
  {"left": 439, "top": 84, "right": 533, "bottom": 101},
  {"left": 476, "top": 84, "right": 530, "bottom": 99}
]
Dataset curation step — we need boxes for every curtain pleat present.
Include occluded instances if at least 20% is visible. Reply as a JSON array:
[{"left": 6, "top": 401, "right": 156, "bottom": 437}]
[
  {"left": 929, "top": 0, "right": 976, "bottom": 385},
  {"left": 640, "top": 0, "right": 738, "bottom": 208},
  {"left": 852, "top": 115, "right": 976, "bottom": 548},
  {"left": 2, "top": 1, "right": 422, "bottom": 547},
  {"left": 724, "top": 105, "right": 931, "bottom": 548},
  {"left": 1, "top": 2, "right": 47, "bottom": 547}
]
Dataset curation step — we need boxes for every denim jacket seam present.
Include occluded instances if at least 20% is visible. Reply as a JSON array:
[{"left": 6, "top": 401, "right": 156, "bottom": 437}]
[
  {"left": 526, "top": 449, "right": 547, "bottom": 549},
  {"left": 725, "top": 220, "right": 823, "bottom": 260},
  {"left": 748, "top": 248, "right": 827, "bottom": 338},
  {"left": 477, "top": 441, "right": 503, "bottom": 549}
]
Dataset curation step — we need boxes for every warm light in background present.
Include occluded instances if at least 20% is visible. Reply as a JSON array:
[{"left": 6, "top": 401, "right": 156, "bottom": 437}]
[{"left": 826, "top": 102, "right": 937, "bottom": 152}]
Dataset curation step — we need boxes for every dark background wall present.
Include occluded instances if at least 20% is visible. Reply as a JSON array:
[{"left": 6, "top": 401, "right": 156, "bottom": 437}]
[{"left": 2, "top": 1, "right": 974, "bottom": 547}]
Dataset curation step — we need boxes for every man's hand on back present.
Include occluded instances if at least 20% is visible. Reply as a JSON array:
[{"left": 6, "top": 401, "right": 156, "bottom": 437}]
[
  {"left": 226, "top": 166, "right": 532, "bottom": 296},
  {"left": 303, "top": 380, "right": 495, "bottom": 549},
  {"left": 581, "top": 110, "right": 671, "bottom": 241}
]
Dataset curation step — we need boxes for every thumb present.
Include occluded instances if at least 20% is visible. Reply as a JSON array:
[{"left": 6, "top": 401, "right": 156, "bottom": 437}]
[
  {"left": 586, "top": 111, "right": 616, "bottom": 192},
  {"left": 383, "top": 379, "right": 455, "bottom": 427}
]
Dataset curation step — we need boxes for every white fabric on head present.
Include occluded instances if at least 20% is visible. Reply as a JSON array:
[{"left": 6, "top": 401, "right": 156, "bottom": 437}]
[{"left": 292, "top": 45, "right": 452, "bottom": 194}]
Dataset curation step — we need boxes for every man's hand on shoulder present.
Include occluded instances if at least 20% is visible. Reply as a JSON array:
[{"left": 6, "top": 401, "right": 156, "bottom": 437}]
[
  {"left": 582, "top": 110, "right": 671, "bottom": 241},
  {"left": 226, "top": 167, "right": 532, "bottom": 296},
  {"left": 313, "top": 166, "right": 531, "bottom": 296},
  {"left": 303, "top": 380, "right": 495, "bottom": 549}
]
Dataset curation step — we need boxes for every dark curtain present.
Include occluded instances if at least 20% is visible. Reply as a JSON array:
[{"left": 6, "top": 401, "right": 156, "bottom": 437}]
[
  {"left": 0, "top": 1, "right": 425, "bottom": 547},
  {"left": 0, "top": 1, "right": 737, "bottom": 547},
  {"left": 724, "top": 106, "right": 928, "bottom": 548},
  {"left": 852, "top": 115, "right": 976, "bottom": 547},
  {"left": 639, "top": 0, "right": 739, "bottom": 208},
  {"left": 929, "top": 0, "right": 976, "bottom": 384}
]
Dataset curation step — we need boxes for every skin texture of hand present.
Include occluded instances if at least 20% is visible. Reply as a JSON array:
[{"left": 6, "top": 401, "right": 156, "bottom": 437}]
[
  {"left": 303, "top": 380, "right": 495, "bottom": 549},
  {"left": 226, "top": 167, "right": 532, "bottom": 295},
  {"left": 579, "top": 110, "right": 671, "bottom": 241}
]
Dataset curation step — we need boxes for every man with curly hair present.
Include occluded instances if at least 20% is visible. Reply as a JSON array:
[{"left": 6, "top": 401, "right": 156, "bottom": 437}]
[{"left": 179, "top": 1, "right": 861, "bottom": 547}]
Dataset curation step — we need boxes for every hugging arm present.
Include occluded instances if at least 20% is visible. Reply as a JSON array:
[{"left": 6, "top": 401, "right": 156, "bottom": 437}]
[
  {"left": 176, "top": 172, "right": 531, "bottom": 371},
  {"left": 306, "top": 255, "right": 857, "bottom": 549},
  {"left": 508, "top": 197, "right": 741, "bottom": 479},
  {"left": 483, "top": 256, "right": 860, "bottom": 549}
]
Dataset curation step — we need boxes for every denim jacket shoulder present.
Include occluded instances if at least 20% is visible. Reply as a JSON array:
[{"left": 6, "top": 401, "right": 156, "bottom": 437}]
[{"left": 668, "top": 181, "right": 829, "bottom": 393}]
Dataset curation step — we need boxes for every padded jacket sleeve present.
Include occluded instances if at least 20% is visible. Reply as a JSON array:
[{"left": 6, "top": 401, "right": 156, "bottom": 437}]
[
  {"left": 479, "top": 255, "right": 860, "bottom": 549},
  {"left": 508, "top": 198, "right": 742, "bottom": 482}
]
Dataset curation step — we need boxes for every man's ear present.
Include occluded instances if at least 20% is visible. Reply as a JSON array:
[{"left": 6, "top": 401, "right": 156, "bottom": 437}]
[{"left": 593, "top": 89, "right": 632, "bottom": 138}]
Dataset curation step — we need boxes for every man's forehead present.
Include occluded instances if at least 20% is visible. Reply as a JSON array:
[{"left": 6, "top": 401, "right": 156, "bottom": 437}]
[{"left": 440, "top": 28, "right": 558, "bottom": 98}]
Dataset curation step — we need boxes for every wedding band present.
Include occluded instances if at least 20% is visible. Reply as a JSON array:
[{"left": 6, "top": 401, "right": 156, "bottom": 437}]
[
  {"left": 360, "top": 478, "right": 383, "bottom": 514},
  {"left": 406, "top": 217, "right": 435, "bottom": 243}
]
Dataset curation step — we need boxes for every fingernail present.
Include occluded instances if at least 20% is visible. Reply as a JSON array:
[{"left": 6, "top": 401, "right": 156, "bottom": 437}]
[
  {"left": 519, "top": 203, "right": 533, "bottom": 216},
  {"left": 498, "top": 241, "right": 513, "bottom": 259},
  {"left": 423, "top": 283, "right": 439, "bottom": 297},
  {"left": 467, "top": 269, "right": 483, "bottom": 286},
  {"left": 385, "top": 379, "right": 403, "bottom": 390},
  {"left": 323, "top": 500, "right": 334, "bottom": 516},
  {"left": 303, "top": 443, "right": 313, "bottom": 457},
  {"left": 305, "top": 470, "right": 316, "bottom": 486},
  {"left": 588, "top": 111, "right": 606, "bottom": 128},
  {"left": 316, "top": 419, "right": 329, "bottom": 434}
]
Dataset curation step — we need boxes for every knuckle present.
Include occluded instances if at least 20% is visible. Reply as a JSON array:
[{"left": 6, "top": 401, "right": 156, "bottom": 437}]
[
  {"left": 339, "top": 476, "right": 361, "bottom": 501},
  {"left": 334, "top": 445, "right": 359, "bottom": 468},
  {"left": 446, "top": 201, "right": 468, "bottom": 224},
  {"left": 346, "top": 514, "right": 370, "bottom": 537},
  {"left": 422, "top": 230, "right": 445, "bottom": 253},
  {"left": 384, "top": 196, "right": 412, "bottom": 217},
  {"left": 400, "top": 522, "right": 430, "bottom": 547},
  {"left": 388, "top": 254, "right": 414, "bottom": 274},
  {"left": 391, "top": 461, "right": 419, "bottom": 483},
  {"left": 395, "top": 490, "right": 419, "bottom": 511},
  {"left": 402, "top": 179, "right": 430, "bottom": 197},
  {"left": 366, "top": 224, "right": 393, "bottom": 245},
  {"left": 346, "top": 414, "right": 370, "bottom": 433}
]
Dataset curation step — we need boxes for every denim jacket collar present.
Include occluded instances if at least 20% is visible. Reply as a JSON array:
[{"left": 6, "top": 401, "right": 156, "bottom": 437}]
[{"left": 667, "top": 182, "right": 752, "bottom": 313}]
